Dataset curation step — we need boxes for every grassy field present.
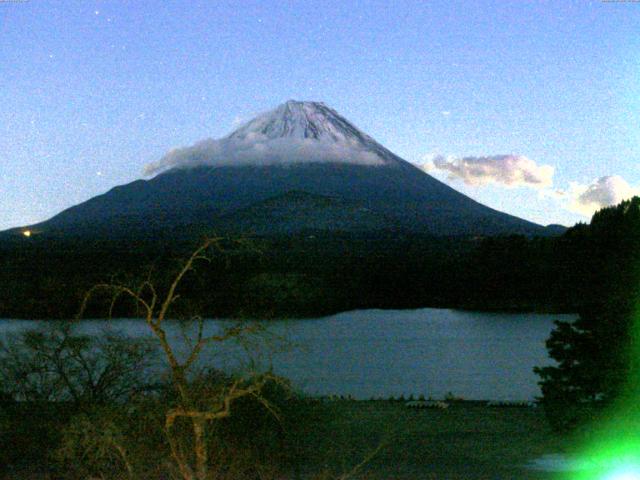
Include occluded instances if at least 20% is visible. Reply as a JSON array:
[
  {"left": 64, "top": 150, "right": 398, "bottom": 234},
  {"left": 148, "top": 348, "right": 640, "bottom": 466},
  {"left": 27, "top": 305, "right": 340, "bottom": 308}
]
[
  {"left": 2, "top": 399, "right": 571, "bottom": 480},
  {"left": 291, "top": 400, "right": 566, "bottom": 480}
]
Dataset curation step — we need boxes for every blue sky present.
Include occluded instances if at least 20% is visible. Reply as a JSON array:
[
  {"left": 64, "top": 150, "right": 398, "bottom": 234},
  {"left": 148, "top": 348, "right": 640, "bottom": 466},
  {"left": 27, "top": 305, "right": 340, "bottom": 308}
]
[{"left": 1, "top": 0, "right": 639, "bottom": 230}]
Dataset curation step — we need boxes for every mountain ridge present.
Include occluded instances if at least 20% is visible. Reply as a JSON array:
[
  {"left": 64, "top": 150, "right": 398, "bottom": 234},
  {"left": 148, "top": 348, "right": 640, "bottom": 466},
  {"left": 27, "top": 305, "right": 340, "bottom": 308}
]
[{"left": 4, "top": 100, "right": 560, "bottom": 239}]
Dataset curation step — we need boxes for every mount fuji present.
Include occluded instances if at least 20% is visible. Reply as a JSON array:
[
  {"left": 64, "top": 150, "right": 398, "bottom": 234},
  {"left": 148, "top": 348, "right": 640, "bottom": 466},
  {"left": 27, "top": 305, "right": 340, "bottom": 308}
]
[{"left": 10, "top": 100, "right": 555, "bottom": 238}]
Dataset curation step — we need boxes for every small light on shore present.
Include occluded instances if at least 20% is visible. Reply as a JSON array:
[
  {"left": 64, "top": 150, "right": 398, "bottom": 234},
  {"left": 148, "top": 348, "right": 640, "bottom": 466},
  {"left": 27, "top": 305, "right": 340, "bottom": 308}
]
[{"left": 22, "top": 230, "right": 31, "bottom": 238}]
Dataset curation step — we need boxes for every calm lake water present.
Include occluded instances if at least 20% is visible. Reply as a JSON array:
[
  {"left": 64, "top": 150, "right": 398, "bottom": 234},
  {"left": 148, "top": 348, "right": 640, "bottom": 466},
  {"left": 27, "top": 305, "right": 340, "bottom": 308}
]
[{"left": 0, "top": 308, "right": 576, "bottom": 401}]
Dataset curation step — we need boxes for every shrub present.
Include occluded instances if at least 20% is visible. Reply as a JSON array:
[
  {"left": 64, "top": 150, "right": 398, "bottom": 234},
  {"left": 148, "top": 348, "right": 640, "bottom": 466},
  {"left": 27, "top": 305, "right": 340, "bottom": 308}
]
[{"left": 0, "top": 322, "right": 156, "bottom": 404}]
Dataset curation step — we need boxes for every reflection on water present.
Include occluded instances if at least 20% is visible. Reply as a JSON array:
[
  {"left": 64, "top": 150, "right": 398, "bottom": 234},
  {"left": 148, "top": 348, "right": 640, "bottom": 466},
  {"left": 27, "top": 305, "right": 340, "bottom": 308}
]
[{"left": 0, "top": 308, "right": 576, "bottom": 400}]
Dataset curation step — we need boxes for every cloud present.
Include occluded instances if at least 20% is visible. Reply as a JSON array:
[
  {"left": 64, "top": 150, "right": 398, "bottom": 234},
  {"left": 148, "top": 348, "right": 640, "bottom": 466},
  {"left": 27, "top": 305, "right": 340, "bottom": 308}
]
[
  {"left": 421, "top": 151, "right": 640, "bottom": 220},
  {"left": 143, "top": 135, "right": 385, "bottom": 176},
  {"left": 231, "top": 115, "right": 246, "bottom": 128},
  {"left": 561, "top": 175, "right": 640, "bottom": 216},
  {"left": 425, "top": 154, "right": 554, "bottom": 189}
]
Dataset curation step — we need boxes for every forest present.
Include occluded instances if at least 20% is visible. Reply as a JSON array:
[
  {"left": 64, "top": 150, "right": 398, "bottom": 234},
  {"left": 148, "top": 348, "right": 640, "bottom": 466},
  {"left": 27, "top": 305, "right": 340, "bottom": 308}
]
[{"left": 1, "top": 198, "right": 637, "bottom": 320}]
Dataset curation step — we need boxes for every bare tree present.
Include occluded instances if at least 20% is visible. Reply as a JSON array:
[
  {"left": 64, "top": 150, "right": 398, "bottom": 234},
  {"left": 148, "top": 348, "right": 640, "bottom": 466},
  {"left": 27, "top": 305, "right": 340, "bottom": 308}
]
[{"left": 79, "top": 238, "right": 282, "bottom": 480}]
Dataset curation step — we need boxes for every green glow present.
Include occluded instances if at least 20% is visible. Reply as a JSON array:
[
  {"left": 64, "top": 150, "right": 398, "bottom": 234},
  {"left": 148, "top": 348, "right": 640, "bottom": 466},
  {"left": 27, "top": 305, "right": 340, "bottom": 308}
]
[
  {"left": 558, "top": 303, "right": 640, "bottom": 480},
  {"left": 603, "top": 467, "right": 640, "bottom": 480}
]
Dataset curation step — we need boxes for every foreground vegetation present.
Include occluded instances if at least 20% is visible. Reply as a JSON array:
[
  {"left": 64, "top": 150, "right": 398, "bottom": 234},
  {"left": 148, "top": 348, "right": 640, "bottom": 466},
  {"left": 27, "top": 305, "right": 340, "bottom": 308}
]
[
  {"left": 1, "top": 396, "right": 566, "bottom": 480},
  {"left": 0, "top": 317, "right": 567, "bottom": 479}
]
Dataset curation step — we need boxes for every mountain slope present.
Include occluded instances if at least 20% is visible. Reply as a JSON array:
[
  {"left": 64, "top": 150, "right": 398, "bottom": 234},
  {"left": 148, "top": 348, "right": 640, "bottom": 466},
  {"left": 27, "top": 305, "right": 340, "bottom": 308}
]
[
  {"left": 6, "top": 100, "right": 552, "bottom": 238},
  {"left": 213, "top": 191, "right": 393, "bottom": 235}
]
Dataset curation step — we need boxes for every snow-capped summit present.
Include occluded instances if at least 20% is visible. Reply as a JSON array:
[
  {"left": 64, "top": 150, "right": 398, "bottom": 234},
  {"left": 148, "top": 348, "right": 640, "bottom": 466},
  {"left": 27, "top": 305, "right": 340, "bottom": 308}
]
[
  {"left": 227, "top": 100, "right": 376, "bottom": 145},
  {"left": 144, "top": 100, "right": 401, "bottom": 175}
]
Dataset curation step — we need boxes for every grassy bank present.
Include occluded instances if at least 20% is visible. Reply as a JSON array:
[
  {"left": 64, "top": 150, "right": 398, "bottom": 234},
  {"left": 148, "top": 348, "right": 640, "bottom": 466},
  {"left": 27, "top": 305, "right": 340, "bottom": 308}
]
[
  {"left": 2, "top": 398, "right": 569, "bottom": 479},
  {"left": 287, "top": 400, "right": 564, "bottom": 480}
]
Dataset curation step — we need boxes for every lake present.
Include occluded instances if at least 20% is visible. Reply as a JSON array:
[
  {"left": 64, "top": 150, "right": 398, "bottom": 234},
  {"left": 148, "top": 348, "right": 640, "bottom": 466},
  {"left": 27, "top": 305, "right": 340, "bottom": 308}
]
[{"left": 0, "top": 308, "right": 576, "bottom": 401}]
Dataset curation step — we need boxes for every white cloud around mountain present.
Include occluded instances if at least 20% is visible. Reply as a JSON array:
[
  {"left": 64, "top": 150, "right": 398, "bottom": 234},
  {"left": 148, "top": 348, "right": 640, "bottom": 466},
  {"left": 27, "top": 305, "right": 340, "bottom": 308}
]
[
  {"left": 422, "top": 152, "right": 640, "bottom": 220},
  {"left": 143, "top": 136, "right": 384, "bottom": 176},
  {"left": 424, "top": 154, "right": 554, "bottom": 189},
  {"left": 559, "top": 175, "right": 640, "bottom": 216}
]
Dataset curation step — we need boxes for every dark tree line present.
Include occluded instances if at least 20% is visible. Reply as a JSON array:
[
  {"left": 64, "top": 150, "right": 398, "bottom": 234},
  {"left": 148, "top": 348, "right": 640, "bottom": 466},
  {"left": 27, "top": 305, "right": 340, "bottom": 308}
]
[
  {"left": 535, "top": 197, "right": 640, "bottom": 430},
  {"left": 0, "top": 200, "right": 637, "bottom": 320}
]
